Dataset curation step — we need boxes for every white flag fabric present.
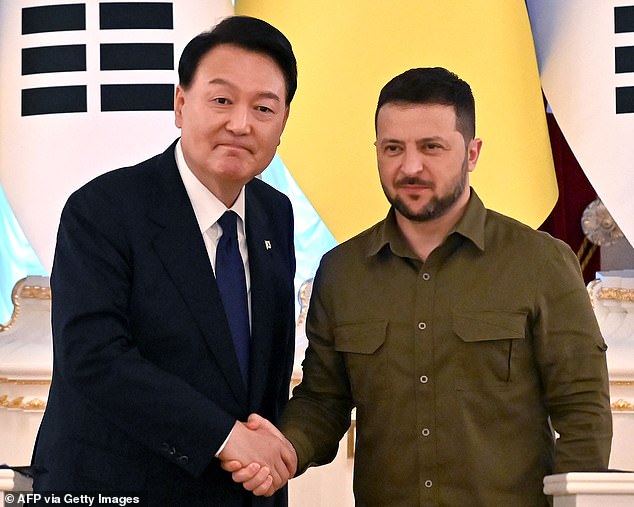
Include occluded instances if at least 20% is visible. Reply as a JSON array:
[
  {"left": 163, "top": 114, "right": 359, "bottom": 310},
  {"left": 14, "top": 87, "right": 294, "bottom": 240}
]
[
  {"left": 0, "top": 1, "right": 234, "bottom": 271},
  {"left": 527, "top": 0, "right": 634, "bottom": 244}
]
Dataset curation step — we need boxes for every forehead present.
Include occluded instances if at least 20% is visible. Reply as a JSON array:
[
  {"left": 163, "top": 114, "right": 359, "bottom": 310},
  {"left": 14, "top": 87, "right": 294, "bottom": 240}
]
[
  {"left": 376, "top": 102, "right": 458, "bottom": 137},
  {"left": 193, "top": 44, "right": 286, "bottom": 97}
]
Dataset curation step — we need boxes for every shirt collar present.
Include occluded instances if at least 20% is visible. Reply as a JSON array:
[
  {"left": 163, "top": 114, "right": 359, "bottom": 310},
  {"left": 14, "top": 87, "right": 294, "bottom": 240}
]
[
  {"left": 366, "top": 208, "right": 414, "bottom": 259},
  {"left": 367, "top": 188, "right": 487, "bottom": 258},
  {"left": 175, "top": 139, "right": 246, "bottom": 233},
  {"left": 451, "top": 188, "right": 486, "bottom": 252}
]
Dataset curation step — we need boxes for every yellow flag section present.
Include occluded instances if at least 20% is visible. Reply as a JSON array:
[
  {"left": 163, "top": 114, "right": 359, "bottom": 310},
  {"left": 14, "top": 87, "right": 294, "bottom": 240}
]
[{"left": 237, "top": 0, "right": 557, "bottom": 242}]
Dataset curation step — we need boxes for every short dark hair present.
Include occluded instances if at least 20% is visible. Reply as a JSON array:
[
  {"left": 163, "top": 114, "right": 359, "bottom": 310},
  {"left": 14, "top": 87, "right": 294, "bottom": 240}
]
[
  {"left": 375, "top": 67, "right": 475, "bottom": 143},
  {"left": 178, "top": 15, "right": 297, "bottom": 105}
]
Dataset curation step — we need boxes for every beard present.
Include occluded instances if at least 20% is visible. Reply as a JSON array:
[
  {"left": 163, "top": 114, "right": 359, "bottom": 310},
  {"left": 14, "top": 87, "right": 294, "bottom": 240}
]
[{"left": 382, "top": 155, "right": 469, "bottom": 223}]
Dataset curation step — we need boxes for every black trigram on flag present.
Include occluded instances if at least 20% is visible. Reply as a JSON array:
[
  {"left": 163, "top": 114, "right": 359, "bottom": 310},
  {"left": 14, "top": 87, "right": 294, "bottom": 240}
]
[
  {"left": 615, "top": 5, "right": 634, "bottom": 114},
  {"left": 21, "top": 2, "right": 175, "bottom": 116}
]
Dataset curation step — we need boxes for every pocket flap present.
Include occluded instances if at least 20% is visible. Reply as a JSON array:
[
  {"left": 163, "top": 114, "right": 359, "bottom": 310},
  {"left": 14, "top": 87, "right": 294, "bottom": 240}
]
[
  {"left": 453, "top": 310, "right": 526, "bottom": 342},
  {"left": 334, "top": 321, "right": 387, "bottom": 354}
]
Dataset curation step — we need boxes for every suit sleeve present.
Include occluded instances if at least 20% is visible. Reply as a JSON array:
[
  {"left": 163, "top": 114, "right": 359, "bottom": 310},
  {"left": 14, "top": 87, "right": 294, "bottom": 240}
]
[
  {"left": 532, "top": 239, "right": 612, "bottom": 472},
  {"left": 51, "top": 188, "right": 235, "bottom": 478}
]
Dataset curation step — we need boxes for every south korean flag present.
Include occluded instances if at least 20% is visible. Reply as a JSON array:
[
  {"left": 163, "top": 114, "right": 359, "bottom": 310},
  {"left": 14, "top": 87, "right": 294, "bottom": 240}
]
[
  {"left": 527, "top": 0, "right": 634, "bottom": 245},
  {"left": 0, "top": 1, "right": 233, "bottom": 271}
]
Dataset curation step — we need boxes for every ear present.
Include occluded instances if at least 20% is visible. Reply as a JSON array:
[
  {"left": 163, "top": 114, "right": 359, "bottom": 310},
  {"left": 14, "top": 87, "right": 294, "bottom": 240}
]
[
  {"left": 174, "top": 85, "right": 185, "bottom": 128},
  {"left": 467, "top": 137, "right": 483, "bottom": 173},
  {"left": 276, "top": 106, "right": 291, "bottom": 147},
  {"left": 281, "top": 106, "right": 290, "bottom": 131}
]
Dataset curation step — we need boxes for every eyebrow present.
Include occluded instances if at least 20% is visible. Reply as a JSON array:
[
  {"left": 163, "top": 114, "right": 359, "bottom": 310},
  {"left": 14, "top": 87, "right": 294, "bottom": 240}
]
[
  {"left": 377, "top": 138, "right": 403, "bottom": 146},
  {"left": 417, "top": 136, "right": 447, "bottom": 144},
  {"left": 207, "top": 78, "right": 282, "bottom": 102},
  {"left": 378, "top": 136, "right": 447, "bottom": 145}
]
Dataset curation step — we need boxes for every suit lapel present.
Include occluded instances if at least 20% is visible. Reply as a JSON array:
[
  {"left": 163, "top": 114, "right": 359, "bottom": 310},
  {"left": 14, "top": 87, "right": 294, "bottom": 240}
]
[
  {"left": 147, "top": 145, "right": 248, "bottom": 408},
  {"left": 244, "top": 185, "right": 277, "bottom": 410}
]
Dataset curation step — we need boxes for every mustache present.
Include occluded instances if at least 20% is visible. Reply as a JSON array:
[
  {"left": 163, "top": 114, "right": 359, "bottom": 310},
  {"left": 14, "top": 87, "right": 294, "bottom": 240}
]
[{"left": 395, "top": 177, "right": 434, "bottom": 188}]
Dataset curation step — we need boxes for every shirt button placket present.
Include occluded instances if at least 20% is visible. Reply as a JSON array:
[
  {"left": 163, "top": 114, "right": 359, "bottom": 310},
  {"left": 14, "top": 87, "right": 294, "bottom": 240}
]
[{"left": 416, "top": 268, "right": 435, "bottom": 505}]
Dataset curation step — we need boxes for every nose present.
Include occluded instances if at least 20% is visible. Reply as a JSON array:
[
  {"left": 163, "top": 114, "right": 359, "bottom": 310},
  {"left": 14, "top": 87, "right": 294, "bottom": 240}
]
[
  {"left": 225, "top": 105, "right": 251, "bottom": 135},
  {"left": 401, "top": 148, "right": 424, "bottom": 175}
]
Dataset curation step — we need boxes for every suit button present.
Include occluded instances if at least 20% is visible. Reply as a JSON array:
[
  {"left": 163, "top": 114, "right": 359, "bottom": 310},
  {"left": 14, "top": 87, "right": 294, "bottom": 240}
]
[
  {"left": 177, "top": 455, "right": 189, "bottom": 465},
  {"left": 169, "top": 447, "right": 176, "bottom": 456}
]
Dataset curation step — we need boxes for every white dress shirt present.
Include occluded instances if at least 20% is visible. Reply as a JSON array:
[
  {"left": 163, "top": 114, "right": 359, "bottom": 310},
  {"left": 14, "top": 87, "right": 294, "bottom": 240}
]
[
  {"left": 174, "top": 140, "right": 250, "bottom": 456},
  {"left": 174, "top": 140, "right": 252, "bottom": 323}
]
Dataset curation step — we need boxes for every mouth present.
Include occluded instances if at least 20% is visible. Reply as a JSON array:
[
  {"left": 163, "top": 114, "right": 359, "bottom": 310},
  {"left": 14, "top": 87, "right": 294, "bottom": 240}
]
[
  {"left": 218, "top": 143, "right": 251, "bottom": 151},
  {"left": 396, "top": 177, "right": 433, "bottom": 190},
  {"left": 217, "top": 141, "right": 252, "bottom": 153}
]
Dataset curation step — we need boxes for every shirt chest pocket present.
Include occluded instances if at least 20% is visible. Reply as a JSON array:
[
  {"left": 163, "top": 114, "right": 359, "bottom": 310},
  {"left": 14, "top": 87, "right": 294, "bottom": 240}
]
[
  {"left": 453, "top": 310, "right": 527, "bottom": 391},
  {"left": 334, "top": 321, "right": 389, "bottom": 402}
]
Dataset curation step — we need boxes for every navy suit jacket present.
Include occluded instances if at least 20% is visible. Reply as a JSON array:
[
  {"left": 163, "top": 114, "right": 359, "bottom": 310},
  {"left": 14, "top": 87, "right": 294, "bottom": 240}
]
[{"left": 32, "top": 141, "right": 296, "bottom": 506}]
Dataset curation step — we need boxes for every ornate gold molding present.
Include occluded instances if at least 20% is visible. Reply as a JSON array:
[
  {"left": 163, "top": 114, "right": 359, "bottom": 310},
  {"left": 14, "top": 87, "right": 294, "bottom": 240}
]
[
  {"left": 20, "top": 398, "right": 47, "bottom": 410},
  {"left": 611, "top": 398, "right": 634, "bottom": 411},
  {"left": 0, "top": 395, "right": 47, "bottom": 411},
  {"left": 21, "top": 284, "right": 52, "bottom": 300},
  {"left": 7, "top": 396, "right": 24, "bottom": 408},
  {"left": 596, "top": 287, "right": 634, "bottom": 303},
  {"left": 0, "top": 380, "right": 51, "bottom": 411},
  {"left": 0, "top": 379, "right": 51, "bottom": 386},
  {"left": 0, "top": 278, "right": 51, "bottom": 333},
  {"left": 0, "top": 278, "right": 23, "bottom": 332}
]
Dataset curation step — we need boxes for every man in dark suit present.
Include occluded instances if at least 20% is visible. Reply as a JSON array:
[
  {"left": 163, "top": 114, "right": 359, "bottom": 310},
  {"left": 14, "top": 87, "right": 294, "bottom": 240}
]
[{"left": 32, "top": 16, "right": 298, "bottom": 506}]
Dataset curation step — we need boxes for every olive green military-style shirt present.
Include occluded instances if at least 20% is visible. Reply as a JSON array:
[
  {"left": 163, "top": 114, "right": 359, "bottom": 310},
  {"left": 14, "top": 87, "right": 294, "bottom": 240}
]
[{"left": 281, "top": 190, "right": 612, "bottom": 507}]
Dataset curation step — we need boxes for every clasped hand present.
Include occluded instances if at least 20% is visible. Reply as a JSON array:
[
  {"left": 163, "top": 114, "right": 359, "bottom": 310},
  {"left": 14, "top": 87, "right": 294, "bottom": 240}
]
[{"left": 218, "top": 414, "right": 297, "bottom": 496}]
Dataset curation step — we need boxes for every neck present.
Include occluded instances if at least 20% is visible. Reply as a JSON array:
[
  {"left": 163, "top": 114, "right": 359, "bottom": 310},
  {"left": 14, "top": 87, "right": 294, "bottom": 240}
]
[
  {"left": 196, "top": 172, "right": 243, "bottom": 208},
  {"left": 396, "top": 191, "right": 470, "bottom": 262}
]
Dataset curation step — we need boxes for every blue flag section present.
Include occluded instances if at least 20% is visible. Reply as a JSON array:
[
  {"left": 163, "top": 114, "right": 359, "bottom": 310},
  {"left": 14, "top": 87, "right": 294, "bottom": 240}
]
[
  {"left": 260, "top": 155, "right": 338, "bottom": 312},
  {"left": 0, "top": 184, "right": 46, "bottom": 323}
]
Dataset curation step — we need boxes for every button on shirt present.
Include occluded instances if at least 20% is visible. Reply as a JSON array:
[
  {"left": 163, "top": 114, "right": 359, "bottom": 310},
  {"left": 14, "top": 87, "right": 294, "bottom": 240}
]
[{"left": 281, "top": 189, "right": 611, "bottom": 507}]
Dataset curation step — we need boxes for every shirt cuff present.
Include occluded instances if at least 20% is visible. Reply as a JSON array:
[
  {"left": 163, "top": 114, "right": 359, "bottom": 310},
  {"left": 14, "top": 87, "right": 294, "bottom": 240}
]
[{"left": 215, "top": 423, "right": 236, "bottom": 457}]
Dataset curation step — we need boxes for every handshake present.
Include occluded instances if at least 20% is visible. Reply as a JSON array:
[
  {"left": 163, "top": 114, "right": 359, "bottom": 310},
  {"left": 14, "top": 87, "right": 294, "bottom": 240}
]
[{"left": 218, "top": 414, "right": 297, "bottom": 497}]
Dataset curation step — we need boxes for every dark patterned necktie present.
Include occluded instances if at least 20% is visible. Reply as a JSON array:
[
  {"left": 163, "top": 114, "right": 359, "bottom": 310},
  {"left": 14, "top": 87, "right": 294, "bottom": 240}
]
[{"left": 215, "top": 211, "right": 250, "bottom": 386}]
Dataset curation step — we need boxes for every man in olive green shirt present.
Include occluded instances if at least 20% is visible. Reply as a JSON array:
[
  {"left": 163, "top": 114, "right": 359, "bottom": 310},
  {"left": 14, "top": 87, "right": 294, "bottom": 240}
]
[{"left": 226, "top": 67, "right": 612, "bottom": 506}]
